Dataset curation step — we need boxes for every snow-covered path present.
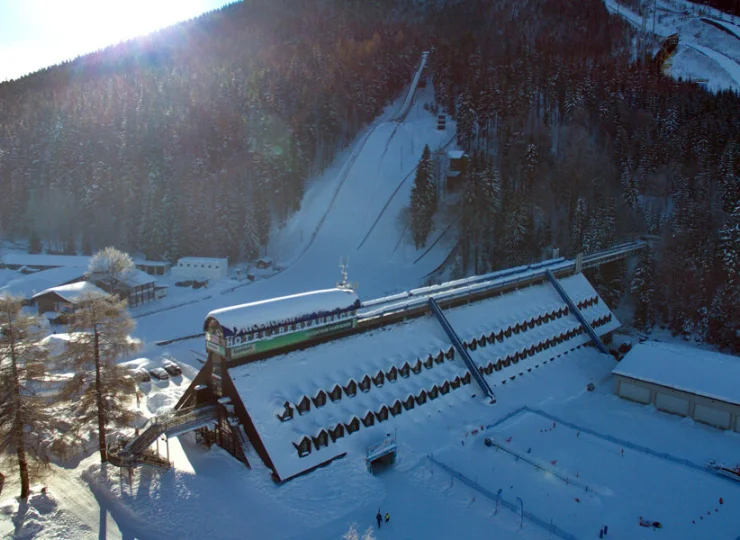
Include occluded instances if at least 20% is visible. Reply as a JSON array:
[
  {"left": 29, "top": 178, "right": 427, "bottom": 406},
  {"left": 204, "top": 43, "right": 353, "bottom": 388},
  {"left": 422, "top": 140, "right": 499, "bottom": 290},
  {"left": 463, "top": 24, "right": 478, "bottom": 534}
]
[{"left": 684, "top": 42, "right": 740, "bottom": 87}]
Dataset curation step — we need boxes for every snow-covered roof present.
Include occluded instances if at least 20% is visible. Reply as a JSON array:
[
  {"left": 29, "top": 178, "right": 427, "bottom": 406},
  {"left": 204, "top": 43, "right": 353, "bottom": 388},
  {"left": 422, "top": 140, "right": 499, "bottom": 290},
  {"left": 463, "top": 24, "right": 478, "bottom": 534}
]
[
  {"left": 0, "top": 266, "right": 87, "bottom": 299},
  {"left": 228, "top": 313, "right": 468, "bottom": 481},
  {"left": 122, "top": 269, "right": 157, "bottom": 287},
  {"left": 226, "top": 274, "right": 618, "bottom": 481},
  {"left": 0, "top": 253, "right": 90, "bottom": 268},
  {"left": 178, "top": 257, "right": 228, "bottom": 264},
  {"left": 134, "top": 260, "right": 171, "bottom": 268},
  {"left": 205, "top": 288, "right": 361, "bottom": 337},
  {"left": 448, "top": 150, "right": 465, "bottom": 159},
  {"left": 613, "top": 341, "right": 740, "bottom": 406},
  {"left": 32, "top": 281, "right": 108, "bottom": 303}
]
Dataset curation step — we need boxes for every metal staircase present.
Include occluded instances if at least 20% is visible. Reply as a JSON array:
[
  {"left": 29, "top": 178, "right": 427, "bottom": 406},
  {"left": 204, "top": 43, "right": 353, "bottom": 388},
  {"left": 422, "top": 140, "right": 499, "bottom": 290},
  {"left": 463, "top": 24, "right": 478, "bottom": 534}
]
[
  {"left": 544, "top": 270, "right": 609, "bottom": 354},
  {"left": 111, "top": 404, "right": 219, "bottom": 467},
  {"left": 428, "top": 298, "right": 496, "bottom": 402}
]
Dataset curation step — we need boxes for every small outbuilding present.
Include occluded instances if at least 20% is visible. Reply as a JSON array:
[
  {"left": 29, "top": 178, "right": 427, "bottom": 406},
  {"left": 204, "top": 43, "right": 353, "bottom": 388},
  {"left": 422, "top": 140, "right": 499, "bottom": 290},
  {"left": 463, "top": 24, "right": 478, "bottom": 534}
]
[
  {"left": 613, "top": 341, "right": 740, "bottom": 433},
  {"left": 171, "top": 257, "right": 228, "bottom": 281},
  {"left": 135, "top": 260, "right": 172, "bottom": 276}
]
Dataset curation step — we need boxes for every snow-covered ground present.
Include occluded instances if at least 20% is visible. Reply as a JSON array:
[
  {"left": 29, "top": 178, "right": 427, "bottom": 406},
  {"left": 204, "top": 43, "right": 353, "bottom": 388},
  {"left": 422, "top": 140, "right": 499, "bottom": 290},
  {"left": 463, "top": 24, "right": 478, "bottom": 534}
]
[
  {"left": 2, "top": 49, "right": 740, "bottom": 540},
  {"left": 127, "top": 86, "right": 457, "bottom": 352},
  {"left": 14, "top": 334, "right": 736, "bottom": 540},
  {"left": 605, "top": 0, "right": 740, "bottom": 91}
]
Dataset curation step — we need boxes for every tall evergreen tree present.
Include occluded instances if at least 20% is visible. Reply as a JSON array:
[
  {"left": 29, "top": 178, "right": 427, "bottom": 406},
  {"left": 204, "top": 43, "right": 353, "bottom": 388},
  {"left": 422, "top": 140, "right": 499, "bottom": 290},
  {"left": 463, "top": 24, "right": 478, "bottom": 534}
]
[
  {"left": 409, "top": 145, "right": 436, "bottom": 249},
  {"left": 630, "top": 250, "right": 655, "bottom": 331},
  {"left": 242, "top": 198, "right": 261, "bottom": 261},
  {"left": 570, "top": 198, "right": 587, "bottom": 256}
]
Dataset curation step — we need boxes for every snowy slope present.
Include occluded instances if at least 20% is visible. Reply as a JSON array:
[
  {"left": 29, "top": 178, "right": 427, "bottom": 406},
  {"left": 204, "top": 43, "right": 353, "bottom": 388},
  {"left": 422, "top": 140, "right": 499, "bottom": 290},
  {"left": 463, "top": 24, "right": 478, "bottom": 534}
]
[
  {"left": 605, "top": 0, "right": 740, "bottom": 91},
  {"left": 133, "top": 84, "right": 458, "bottom": 348}
]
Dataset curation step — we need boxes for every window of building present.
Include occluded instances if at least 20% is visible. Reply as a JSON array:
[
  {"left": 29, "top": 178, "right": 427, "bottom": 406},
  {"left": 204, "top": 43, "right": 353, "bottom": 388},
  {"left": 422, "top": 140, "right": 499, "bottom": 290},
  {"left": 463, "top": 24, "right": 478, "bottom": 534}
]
[
  {"left": 294, "top": 437, "right": 311, "bottom": 457},
  {"left": 313, "top": 390, "right": 327, "bottom": 408},
  {"left": 362, "top": 412, "right": 375, "bottom": 427},
  {"left": 390, "top": 401, "right": 402, "bottom": 416},
  {"left": 313, "top": 430, "right": 329, "bottom": 450},
  {"left": 329, "top": 424, "right": 345, "bottom": 442},
  {"left": 278, "top": 402, "right": 294, "bottom": 421},
  {"left": 403, "top": 396, "right": 415, "bottom": 410},
  {"left": 344, "top": 380, "right": 357, "bottom": 397},
  {"left": 345, "top": 417, "right": 361, "bottom": 434},
  {"left": 297, "top": 396, "right": 311, "bottom": 415}
]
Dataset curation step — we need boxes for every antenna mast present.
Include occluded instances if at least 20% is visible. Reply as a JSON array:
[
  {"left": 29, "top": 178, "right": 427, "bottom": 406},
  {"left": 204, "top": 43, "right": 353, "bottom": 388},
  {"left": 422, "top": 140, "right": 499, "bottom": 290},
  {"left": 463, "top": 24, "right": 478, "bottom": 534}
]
[{"left": 337, "top": 257, "right": 352, "bottom": 290}]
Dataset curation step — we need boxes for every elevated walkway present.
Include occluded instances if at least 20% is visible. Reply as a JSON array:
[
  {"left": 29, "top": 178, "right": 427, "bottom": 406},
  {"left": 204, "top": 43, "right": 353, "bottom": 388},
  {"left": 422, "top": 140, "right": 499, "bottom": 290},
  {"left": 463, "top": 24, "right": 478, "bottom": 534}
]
[
  {"left": 111, "top": 404, "right": 219, "bottom": 467},
  {"left": 544, "top": 270, "right": 609, "bottom": 354},
  {"left": 428, "top": 298, "right": 496, "bottom": 402}
]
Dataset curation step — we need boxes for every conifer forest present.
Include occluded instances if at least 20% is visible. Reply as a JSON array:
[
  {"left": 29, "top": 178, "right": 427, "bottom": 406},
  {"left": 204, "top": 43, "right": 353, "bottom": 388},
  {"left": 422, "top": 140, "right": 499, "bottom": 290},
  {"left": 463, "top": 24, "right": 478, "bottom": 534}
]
[{"left": 0, "top": 0, "right": 738, "bottom": 350}]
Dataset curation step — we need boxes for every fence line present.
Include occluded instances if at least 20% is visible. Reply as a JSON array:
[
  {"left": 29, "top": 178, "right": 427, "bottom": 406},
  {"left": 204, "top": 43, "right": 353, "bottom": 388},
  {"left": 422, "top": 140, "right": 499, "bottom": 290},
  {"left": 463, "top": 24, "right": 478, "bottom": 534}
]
[
  {"left": 427, "top": 454, "right": 579, "bottom": 540},
  {"left": 483, "top": 406, "right": 740, "bottom": 487}
]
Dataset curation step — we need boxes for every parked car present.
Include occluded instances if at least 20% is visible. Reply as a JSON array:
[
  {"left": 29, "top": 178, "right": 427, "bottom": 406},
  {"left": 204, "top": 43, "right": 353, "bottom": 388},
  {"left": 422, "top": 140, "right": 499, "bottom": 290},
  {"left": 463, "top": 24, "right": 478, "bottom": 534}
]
[
  {"left": 162, "top": 360, "right": 182, "bottom": 377},
  {"left": 132, "top": 368, "right": 151, "bottom": 383},
  {"left": 149, "top": 367, "right": 169, "bottom": 380}
]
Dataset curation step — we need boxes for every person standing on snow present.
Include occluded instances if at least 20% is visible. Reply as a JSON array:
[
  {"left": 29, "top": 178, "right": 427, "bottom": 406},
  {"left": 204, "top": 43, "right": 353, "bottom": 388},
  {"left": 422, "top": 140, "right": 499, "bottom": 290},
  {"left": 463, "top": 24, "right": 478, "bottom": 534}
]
[
  {"left": 385, "top": 512, "right": 390, "bottom": 523},
  {"left": 376, "top": 510, "right": 382, "bottom": 529}
]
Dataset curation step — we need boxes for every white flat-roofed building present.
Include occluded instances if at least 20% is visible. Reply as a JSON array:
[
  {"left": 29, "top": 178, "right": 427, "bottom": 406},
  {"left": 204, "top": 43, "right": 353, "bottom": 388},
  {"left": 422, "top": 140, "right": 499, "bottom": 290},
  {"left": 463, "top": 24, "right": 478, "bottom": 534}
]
[
  {"left": 171, "top": 257, "right": 228, "bottom": 281},
  {"left": 613, "top": 341, "right": 740, "bottom": 432}
]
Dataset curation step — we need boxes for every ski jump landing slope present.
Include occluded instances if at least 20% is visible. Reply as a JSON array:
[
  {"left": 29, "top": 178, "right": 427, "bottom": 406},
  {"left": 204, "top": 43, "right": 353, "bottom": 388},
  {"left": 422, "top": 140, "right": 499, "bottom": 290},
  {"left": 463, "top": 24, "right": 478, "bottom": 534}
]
[{"left": 134, "top": 59, "right": 458, "bottom": 346}]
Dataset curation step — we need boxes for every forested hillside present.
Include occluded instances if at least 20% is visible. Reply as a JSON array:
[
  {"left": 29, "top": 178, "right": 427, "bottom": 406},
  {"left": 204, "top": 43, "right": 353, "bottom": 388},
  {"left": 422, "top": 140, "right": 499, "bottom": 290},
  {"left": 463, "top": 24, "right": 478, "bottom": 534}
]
[
  {"left": 423, "top": 0, "right": 739, "bottom": 350},
  {"left": 0, "top": 0, "right": 737, "bottom": 350},
  {"left": 0, "top": 0, "right": 422, "bottom": 260}
]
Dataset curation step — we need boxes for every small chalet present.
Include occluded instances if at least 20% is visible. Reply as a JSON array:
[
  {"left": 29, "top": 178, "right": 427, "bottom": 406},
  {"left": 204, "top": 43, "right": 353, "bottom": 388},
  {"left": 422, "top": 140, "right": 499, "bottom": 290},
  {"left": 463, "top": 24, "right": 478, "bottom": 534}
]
[
  {"left": 255, "top": 257, "right": 273, "bottom": 270},
  {"left": 135, "top": 260, "right": 172, "bottom": 276},
  {"left": 446, "top": 150, "right": 467, "bottom": 190},
  {"left": 32, "top": 281, "right": 108, "bottom": 316}
]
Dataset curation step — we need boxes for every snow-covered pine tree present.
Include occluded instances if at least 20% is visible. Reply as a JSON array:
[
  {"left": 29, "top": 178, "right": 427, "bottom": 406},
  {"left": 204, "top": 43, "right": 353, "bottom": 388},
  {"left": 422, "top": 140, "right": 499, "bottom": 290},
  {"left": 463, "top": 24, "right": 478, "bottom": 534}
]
[
  {"left": 60, "top": 294, "right": 138, "bottom": 462},
  {"left": 620, "top": 160, "right": 638, "bottom": 212},
  {"left": 409, "top": 145, "right": 436, "bottom": 248},
  {"left": 28, "top": 229, "right": 42, "bottom": 254},
  {"left": 569, "top": 197, "right": 587, "bottom": 256},
  {"left": 0, "top": 296, "right": 54, "bottom": 499},
  {"left": 456, "top": 86, "right": 476, "bottom": 152},
  {"left": 242, "top": 198, "right": 261, "bottom": 261},
  {"left": 253, "top": 179, "right": 271, "bottom": 255},
  {"left": 630, "top": 249, "right": 655, "bottom": 331}
]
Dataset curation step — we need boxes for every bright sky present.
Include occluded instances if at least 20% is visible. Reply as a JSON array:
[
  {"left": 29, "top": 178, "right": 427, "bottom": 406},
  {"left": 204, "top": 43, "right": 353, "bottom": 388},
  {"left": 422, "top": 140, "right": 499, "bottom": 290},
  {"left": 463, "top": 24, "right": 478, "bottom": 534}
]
[{"left": 0, "top": 0, "right": 235, "bottom": 82}]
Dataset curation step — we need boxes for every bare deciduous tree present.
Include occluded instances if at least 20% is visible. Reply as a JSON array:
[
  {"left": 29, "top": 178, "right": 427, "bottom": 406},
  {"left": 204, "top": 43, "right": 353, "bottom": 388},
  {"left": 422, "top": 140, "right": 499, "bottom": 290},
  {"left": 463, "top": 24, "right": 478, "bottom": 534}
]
[
  {"left": 61, "top": 293, "right": 138, "bottom": 463},
  {"left": 0, "top": 295, "right": 52, "bottom": 499}
]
